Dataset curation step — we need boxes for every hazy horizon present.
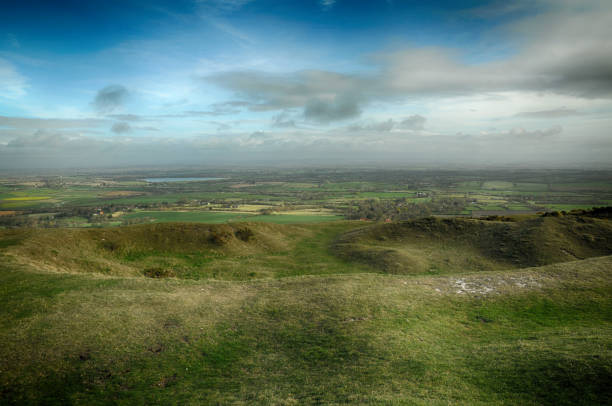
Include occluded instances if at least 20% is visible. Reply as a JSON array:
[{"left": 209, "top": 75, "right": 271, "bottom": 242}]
[{"left": 1, "top": 0, "right": 611, "bottom": 168}]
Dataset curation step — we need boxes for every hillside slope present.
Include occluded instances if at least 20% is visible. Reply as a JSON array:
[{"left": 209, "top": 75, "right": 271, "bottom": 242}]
[
  {"left": 1, "top": 253, "right": 610, "bottom": 405},
  {"left": 0, "top": 222, "right": 309, "bottom": 278},
  {"left": 0, "top": 221, "right": 374, "bottom": 280},
  {"left": 333, "top": 214, "right": 612, "bottom": 275}
]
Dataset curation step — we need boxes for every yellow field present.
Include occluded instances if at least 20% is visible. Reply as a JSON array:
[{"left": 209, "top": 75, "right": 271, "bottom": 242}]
[
  {"left": 279, "top": 208, "right": 337, "bottom": 215},
  {"left": 3, "top": 196, "right": 50, "bottom": 201},
  {"left": 234, "top": 204, "right": 275, "bottom": 212},
  {"left": 100, "top": 191, "right": 145, "bottom": 198}
]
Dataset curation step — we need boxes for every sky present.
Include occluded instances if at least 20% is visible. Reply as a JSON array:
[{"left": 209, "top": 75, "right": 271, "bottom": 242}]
[{"left": 0, "top": 0, "right": 611, "bottom": 169}]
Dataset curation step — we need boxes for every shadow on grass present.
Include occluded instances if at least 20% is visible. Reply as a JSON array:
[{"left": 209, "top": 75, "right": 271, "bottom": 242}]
[
  {"left": 469, "top": 350, "right": 612, "bottom": 405},
  {"left": 207, "top": 285, "right": 427, "bottom": 404}
]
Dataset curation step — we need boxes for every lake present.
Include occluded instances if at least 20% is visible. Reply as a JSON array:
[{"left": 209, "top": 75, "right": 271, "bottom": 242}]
[{"left": 143, "top": 177, "right": 226, "bottom": 183}]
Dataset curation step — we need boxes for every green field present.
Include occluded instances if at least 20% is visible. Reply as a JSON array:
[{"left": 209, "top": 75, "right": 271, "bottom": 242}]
[
  {"left": 122, "top": 210, "right": 250, "bottom": 224},
  {"left": 355, "top": 191, "right": 416, "bottom": 198},
  {"left": 247, "top": 214, "right": 342, "bottom": 224},
  {"left": 121, "top": 211, "right": 342, "bottom": 225},
  {"left": 544, "top": 204, "right": 604, "bottom": 211}
]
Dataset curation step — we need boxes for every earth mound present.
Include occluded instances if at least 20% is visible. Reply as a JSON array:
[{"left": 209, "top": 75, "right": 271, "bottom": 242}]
[
  {"left": 0, "top": 222, "right": 308, "bottom": 278},
  {"left": 332, "top": 213, "right": 612, "bottom": 274}
]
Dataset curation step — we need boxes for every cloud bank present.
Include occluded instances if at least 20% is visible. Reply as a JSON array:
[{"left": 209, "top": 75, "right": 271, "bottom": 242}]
[
  {"left": 1, "top": 0, "right": 611, "bottom": 169},
  {"left": 202, "top": 1, "right": 612, "bottom": 124}
]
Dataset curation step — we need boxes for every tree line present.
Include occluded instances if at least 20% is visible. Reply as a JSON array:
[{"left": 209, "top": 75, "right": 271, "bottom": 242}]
[{"left": 344, "top": 197, "right": 468, "bottom": 221}]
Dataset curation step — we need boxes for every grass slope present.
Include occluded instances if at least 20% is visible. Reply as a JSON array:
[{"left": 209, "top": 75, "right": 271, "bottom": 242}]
[
  {"left": 0, "top": 222, "right": 371, "bottom": 280},
  {"left": 1, "top": 213, "right": 610, "bottom": 404},
  {"left": 333, "top": 215, "right": 612, "bottom": 275},
  {"left": 0, "top": 255, "right": 611, "bottom": 405}
]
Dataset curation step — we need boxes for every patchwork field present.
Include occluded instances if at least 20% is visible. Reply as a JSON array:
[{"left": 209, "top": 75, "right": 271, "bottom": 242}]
[{"left": 2, "top": 169, "right": 611, "bottom": 222}]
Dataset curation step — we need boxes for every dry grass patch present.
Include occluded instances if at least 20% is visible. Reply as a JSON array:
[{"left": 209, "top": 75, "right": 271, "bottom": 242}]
[{"left": 99, "top": 191, "right": 146, "bottom": 198}]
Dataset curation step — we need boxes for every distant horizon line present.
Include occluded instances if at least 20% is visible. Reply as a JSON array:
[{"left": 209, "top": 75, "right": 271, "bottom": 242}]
[{"left": 1, "top": 163, "right": 612, "bottom": 175}]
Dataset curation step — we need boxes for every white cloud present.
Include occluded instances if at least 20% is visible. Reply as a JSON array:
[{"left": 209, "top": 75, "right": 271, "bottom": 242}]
[
  {"left": 4, "top": 118, "right": 607, "bottom": 169},
  {"left": 204, "top": 0, "right": 612, "bottom": 124},
  {"left": 197, "top": 0, "right": 254, "bottom": 13},
  {"left": 320, "top": 0, "right": 337, "bottom": 10},
  {"left": 0, "top": 58, "right": 27, "bottom": 99}
]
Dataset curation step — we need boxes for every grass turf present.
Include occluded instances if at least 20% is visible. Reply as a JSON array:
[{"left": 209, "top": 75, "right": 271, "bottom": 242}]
[
  {"left": 1, "top": 213, "right": 611, "bottom": 404},
  {"left": 0, "top": 255, "right": 610, "bottom": 404}
]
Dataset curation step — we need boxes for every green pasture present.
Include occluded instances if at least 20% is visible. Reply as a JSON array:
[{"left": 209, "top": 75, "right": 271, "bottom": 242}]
[
  {"left": 121, "top": 211, "right": 342, "bottom": 225},
  {"left": 121, "top": 211, "right": 249, "bottom": 224},
  {"left": 248, "top": 214, "right": 342, "bottom": 224}
]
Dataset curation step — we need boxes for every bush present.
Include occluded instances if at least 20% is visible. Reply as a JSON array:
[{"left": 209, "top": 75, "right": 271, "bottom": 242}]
[
  {"left": 143, "top": 267, "right": 176, "bottom": 278},
  {"left": 209, "top": 230, "right": 233, "bottom": 245},
  {"left": 483, "top": 215, "right": 515, "bottom": 222},
  {"left": 100, "top": 239, "right": 120, "bottom": 252},
  {"left": 234, "top": 227, "right": 254, "bottom": 242}
]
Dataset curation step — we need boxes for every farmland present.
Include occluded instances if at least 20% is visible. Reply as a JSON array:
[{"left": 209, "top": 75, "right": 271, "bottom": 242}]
[{"left": 1, "top": 168, "right": 611, "bottom": 228}]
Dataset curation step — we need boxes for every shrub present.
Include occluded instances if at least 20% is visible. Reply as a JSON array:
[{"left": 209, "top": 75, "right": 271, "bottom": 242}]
[
  {"left": 143, "top": 267, "right": 176, "bottom": 278},
  {"left": 209, "top": 230, "right": 233, "bottom": 245},
  {"left": 234, "top": 227, "right": 254, "bottom": 242},
  {"left": 100, "top": 239, "right": 120, "bottom": 252}
]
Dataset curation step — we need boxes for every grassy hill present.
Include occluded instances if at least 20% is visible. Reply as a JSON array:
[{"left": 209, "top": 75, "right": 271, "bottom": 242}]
[
  {"left": 0, "top": 212, "right": 611, "bottom": 404},
  {"left": 0, "top": 222, "right": 373, "bottom": 280},
  {"left": 4, "top": 214, "right": 610, "bottom": 281},
  {"left": 333, "top": 214, "right": 612, "bottom": 275}
]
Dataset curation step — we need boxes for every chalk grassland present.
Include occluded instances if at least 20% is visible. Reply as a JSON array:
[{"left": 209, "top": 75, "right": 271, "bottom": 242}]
[
  {"left": 0, "top": 213, "right": 611, "bottom": 404},
  {"left": 333, "top": 215, "right": 612, "bottom": 275},
  {"left": 0, "top": 252, "right": 610, "bottom": 405},
  {"left": 2, "top": 214, "right": 611, "bottom": 281},
  {"left": 0, "top": 222, "right": 370, "bottom": 280}
]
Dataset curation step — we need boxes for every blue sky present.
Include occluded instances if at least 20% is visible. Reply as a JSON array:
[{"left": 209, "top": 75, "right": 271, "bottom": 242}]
[{"left": 0, "top": 0, "right": 611, "bottom": 168}]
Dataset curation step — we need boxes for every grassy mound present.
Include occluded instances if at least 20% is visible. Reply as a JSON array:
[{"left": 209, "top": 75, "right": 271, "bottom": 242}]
[
  {"left": 0, "top": 222, "right": 309, "bottom": 279},
  {"left": 0, "top": 221, "right": 374, "bottom": 280},
  {"left": 333, "top": 214, "right": 612, "bottom": 275},
  {"left": 1, "top": 212, "right": 611, "bottom": 404}
]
